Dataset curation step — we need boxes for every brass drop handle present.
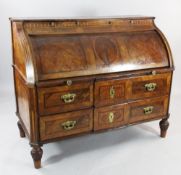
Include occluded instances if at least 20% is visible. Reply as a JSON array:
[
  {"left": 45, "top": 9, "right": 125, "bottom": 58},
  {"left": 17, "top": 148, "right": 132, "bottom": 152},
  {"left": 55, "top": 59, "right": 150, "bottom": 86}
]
[
  {"left": 110, "top": 86, "right": 115, "bottom": 99},
  {"left": 145, "top": 83, "right": 157, "bottom": 91},
  {"left": 61, "top": 93, "right": 76, "bottom": 103},
  {"left": 108, "top": 112, "right": 114, "bottom": 123},
  {"left": 143, "top": 106, "right": 154, "bottom": 115},
  {"left": 62, "top": 120, "right": 77, "bottom": 130}
]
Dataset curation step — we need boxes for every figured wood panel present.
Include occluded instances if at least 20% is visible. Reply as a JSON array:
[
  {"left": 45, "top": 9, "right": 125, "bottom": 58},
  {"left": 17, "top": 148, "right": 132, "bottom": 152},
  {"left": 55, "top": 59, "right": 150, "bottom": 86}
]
[
  {"left": 15, "top": 71, "right": 30, "bottom": 134},
  {"left": 128, "top": 72, "right": 171, "bottom": 100},
  {"left": 94, "top": 104, "right": 127, "bottom": 131},
  {"left": 40, "top": 109, "right": 93, "bottom": 141},
  {"left": 115, "top": 31, "right": 169, "bottom": 68},
  {"left": 94, "top": 79, "right": 127, "bottom": 107},
  {"left": 31, "top": 35, "right": 88, "bottom": 76},
  {"left": 91, "top": 31, "right": 169, "bottom": 69},
  {"left": 92, "top": 35, "right": 121, "bottom": 67},
  {"left": 38, "top": 81, "right": 93, "bottom": 115},
  {"left": 12, "top": 22, "right": 26, "bottom": 77},
  {"left": 128, "top": 96, "right": 169, "bottom": 124},
  {"left": 29, "top": 30, "right": 169, "bottom": 80}
]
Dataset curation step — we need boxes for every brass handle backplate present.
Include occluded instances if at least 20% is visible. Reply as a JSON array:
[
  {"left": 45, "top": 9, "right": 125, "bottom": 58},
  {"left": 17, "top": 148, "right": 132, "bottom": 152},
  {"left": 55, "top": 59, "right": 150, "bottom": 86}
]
[
  {"left": 143, "top": 106, "right": 154, "bottom": 115},
  {"left": 145, "top": 83, "right": 157, "bottom": 92},
  {"left": 61, "top": 93, "right": 76, "bottom": 103},
  {"left": 62, "top": 120, "right": 77, "bottom": 130},
  {"left": 108, "top": 112, "right": 114, "bottom": 123},
  {"left": 110, "top": 86, "right": 115, "bottom": 99}
]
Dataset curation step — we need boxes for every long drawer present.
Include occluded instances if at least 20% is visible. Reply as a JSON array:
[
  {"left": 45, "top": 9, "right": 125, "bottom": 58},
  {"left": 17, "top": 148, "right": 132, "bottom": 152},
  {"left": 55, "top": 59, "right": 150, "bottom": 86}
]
[
  {"left": 127, "top": 73, "right": 171, "bottom": 100},
  {"left": 93, "top": 96, "right": 169, "bottom": 131},
  {"left": 38, "top": 81, "right": 93, "bottom": 115},
  {"left": 94, "top": 73, "right": 171, "bottom": 107},
  {"left": 128, "top": 96, "right": 169, "bottom": 124},
  {"left": 40, "top": 109, "right": 93, "bottom": 141}
]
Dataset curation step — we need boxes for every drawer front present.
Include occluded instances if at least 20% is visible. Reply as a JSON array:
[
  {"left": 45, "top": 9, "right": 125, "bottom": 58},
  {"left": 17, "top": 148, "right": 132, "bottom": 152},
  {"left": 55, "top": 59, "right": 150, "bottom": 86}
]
[
  {"left": 94, "top": 104, "right": 127, "bottom": 131},
  {"left": 128, "top": 96, "right": 169, "bottom": 124},
  {"left": 40, "top": 109, "right": 93, "bottom": 141},
  {"left": 128, "top": 73, "right": 171, "bottom": 100},
  {"left": 94, "top": 79, "right": 127, "bottom": 107},
  {"left": 38, "top": 81, "right": 93, "bottom": 115}
]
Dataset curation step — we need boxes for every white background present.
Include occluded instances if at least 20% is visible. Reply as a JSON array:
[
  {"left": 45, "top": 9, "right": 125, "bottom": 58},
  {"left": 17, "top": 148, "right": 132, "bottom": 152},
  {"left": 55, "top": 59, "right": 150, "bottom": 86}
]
[{"left": 0, "top": 1, "right": 181, "bottom": 175}]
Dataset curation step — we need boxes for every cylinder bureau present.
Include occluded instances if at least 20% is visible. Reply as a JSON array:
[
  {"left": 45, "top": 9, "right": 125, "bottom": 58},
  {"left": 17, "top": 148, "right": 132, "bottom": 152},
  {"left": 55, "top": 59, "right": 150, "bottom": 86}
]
[{"left": 10, "top": 16, "right": 174, "bottom": 168}]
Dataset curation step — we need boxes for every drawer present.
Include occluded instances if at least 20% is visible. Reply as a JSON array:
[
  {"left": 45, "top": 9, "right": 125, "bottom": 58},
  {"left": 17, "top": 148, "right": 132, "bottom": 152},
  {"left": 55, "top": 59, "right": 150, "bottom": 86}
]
[
  {"left": 94, "top": 79, "right": 127, "bottom": 107},
  {"left": 128, "top": 96, "right": 169, "bottom": 124},
  {"left": 128, "top": 73, "right": 171, "bottom": 100},
  {"left": 38, "top": 81, "right": 93, "bottom": 115},
  {"left": 40, "top": 109, "right": 93, "bottom": 141},
  {"left": 94, "top": 104, "right": 127, "bottom": 131}
]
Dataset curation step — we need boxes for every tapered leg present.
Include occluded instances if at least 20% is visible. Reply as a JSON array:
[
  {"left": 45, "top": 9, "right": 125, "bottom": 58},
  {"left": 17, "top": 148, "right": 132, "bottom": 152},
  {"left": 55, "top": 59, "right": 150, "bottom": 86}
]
[
  {"left": 31, "top": 146, "right": 43, "bottom": 169},
  {"left": 159, "top": 118, "right": 169, "bottom": 138},
  {"left": 17, "top": 121, "right": 25, "bottom": 138}
]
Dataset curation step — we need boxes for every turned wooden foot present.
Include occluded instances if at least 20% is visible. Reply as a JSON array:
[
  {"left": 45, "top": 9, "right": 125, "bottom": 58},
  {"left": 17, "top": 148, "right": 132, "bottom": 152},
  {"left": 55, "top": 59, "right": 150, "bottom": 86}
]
[
  {"left": 159, "top": 118, "right": 169, "bottom": 138},
  {"left": 31, "top": 146, "right": 43, "bottom": 169},
  {"left": 17, "top": 121, "right": 25, "bottom": 138}
]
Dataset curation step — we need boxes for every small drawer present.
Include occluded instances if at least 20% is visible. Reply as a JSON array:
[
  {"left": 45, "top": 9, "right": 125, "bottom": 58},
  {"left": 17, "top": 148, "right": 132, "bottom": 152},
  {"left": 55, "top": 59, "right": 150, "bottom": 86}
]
[
  {"left": 128, "top": 73, "right": 171, "bottom": 100},
  {"left": 38, "top": 81, "right": 93, "bottom": 115},
  {"left": 40, "top": 109, "right": 93, "bottom": 141},
  {"left": 128, "top": 96, "right": 169, "bottom": 124},
  {"left": 94, "top": 104, "right": 127, "bottom": 131},
  {"left": 94, "top": 79, "right": 127, "bottom": 107}
]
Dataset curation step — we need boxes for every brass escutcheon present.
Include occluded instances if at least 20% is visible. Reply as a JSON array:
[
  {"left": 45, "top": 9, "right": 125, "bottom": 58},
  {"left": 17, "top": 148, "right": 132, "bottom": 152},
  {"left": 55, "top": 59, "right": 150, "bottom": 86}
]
[
  {"left": 152, "top": 70, "right": 156, "bottom": 75},
  {"left": 108, "top": 112, "right": 114, "bottom": 123},
  {"left": 66, "top": 80, "right": 72, "bottom": 86},
  {"left": 110, "top": 86, "right": 115, "bottom": 99}
]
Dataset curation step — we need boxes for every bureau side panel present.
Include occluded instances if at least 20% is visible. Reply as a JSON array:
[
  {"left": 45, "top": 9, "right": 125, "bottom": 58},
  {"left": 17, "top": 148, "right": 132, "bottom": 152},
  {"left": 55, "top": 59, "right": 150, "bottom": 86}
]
[
  {"left": 15, "top": 71, "right": 31, "bottom": 136},
  {"left": 12, "top": 22, "right": 26, "bottom": 77}
]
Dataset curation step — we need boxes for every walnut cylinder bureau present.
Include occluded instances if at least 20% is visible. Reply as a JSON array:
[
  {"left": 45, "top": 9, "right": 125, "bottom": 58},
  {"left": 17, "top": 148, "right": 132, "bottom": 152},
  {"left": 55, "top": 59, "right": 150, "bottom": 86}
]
[{"left": 10, "top": 16, "right": 174, "bottom": 168}]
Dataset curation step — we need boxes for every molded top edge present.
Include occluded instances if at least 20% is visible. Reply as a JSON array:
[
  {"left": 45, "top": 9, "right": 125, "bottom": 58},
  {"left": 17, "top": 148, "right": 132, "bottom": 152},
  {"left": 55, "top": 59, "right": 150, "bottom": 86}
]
[{"left": 9, "top": 15, "right": 155, "bottom": 21}]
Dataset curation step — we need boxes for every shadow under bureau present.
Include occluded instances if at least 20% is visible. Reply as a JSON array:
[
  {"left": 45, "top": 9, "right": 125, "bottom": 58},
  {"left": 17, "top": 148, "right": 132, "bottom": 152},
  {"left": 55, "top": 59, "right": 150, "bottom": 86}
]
[{"left": 10, "top": 16, "right": 174, "bottom": 168}]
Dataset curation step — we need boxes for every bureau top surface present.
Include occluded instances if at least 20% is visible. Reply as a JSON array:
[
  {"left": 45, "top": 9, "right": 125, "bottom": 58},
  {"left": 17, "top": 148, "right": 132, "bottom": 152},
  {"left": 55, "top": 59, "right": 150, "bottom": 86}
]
[{"left": 11, "top": 16, "right": 173, "bottom": 84}]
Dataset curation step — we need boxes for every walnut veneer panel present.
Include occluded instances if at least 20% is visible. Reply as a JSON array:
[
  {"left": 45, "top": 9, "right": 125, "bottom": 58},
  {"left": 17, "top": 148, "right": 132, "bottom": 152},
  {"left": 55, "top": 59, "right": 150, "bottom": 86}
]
[
  {"left": 94, "top": 104, "right": 128, "bottom": 131},
  {"left": 15, "top": 71, "right": 30, "bottom": 135},
  {"left": 128, "top": 96, "right": 169, "bottom": 123},
  {"left": 38, "top": 81, "right": 93, "bottom": 115},
  {"left": 94, "top": 78, "right": 127, "bottom": 107},
  {"left": 30, "top": 31, "right": 169, "bottom": 80},
  {"left": 128, "top": 72, "right": 171, "bottom": 100},
  {"left": 12, "top": 22, "right": 26, "bottom": 77},
  {"left": 40, "top": 109, "right": 93, "bottom": 141}
]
